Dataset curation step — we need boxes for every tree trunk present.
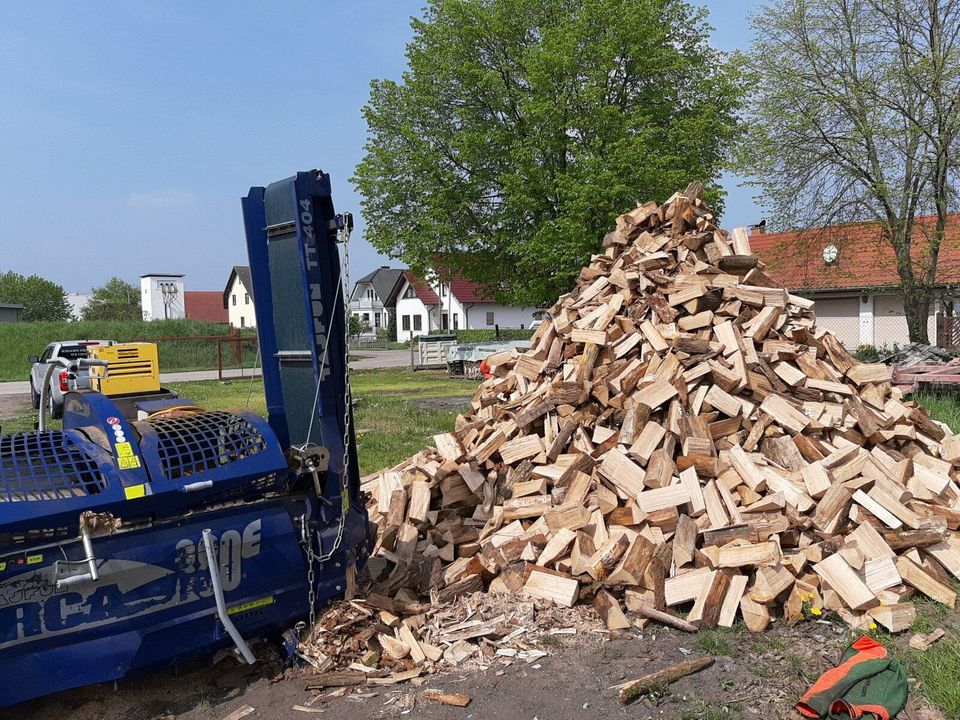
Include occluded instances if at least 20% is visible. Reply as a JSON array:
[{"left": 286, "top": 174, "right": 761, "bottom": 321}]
[{"left": 904, "top": 286, "right": 933, "bottom": 345}]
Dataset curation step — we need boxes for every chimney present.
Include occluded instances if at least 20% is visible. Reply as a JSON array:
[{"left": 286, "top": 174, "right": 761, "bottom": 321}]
[{"left": 749, "top": 219, "right": 767, "bottom": 236}]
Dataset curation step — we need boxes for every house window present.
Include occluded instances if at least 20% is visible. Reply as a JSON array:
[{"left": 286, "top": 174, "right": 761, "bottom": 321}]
[
  {"left": 453, "top": 313, "right": 459, "bottom": 330},
  {"left": 232, "top": 294, "right": 237, "bottom": 306},
  {"left": 244, "top": 293, "right": 250, "bottom": 305},
  {"left": 486, "top": 311, "right": 495, "bottom": 326},
  {"left": 374, "top": 313, "right": 381, "bottom": 327},
  {"left": 404, "top": 286, "right": 416, "bottom": 299},
  {"left": 441, "top": 312, "right": 448, "bottom": 330},
  {"left": 441, "top": 285, "right": 447, "bottom": 297},
  {"left": 363, "top": 313, "right": 369, "bottom": 323},
  {"left": 367, "top": 288, "right": 374, "bottom": 299},
  {"left": 413, "top": 315, "right": 422, "bottom": 331},
  {"left": 240, "top": 316, "right": 246, "bottom": 328},
  {"left": 402, "top": 315, "right": 410, "bottom": 331}
]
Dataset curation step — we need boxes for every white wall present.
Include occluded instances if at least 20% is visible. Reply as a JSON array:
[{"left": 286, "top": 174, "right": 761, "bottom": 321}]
[
  {"left": 810, "top": 291, "right": 939, "bottom": 351},
  {"left": 140, "top": 275, "right": 185, "bottom": 321},
  {"left": 873, "top": 293, "right": 937, "bottom": 349},
  {"left": 227, "top": 275, "right": 256, "bottom": 328},
  {"left": 463, "top": 303, "right": 537, "bottom": 330},
  {"left": 396, "top": 295, "right": 433, "bottom": 342}
]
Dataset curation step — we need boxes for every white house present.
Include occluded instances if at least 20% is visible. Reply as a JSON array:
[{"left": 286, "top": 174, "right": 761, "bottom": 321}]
[
  {"left": 751, "top": 218, "right": 952, "bottom": 350},
  {"left": 395, "top": 271, "right": 538, "bottom": 342},
  {"left": 348, "top": 266, "right": 405, "bottom": 336},
  {"left": 140, "top": 273, "right": 185, "bottom": 321},
  {"left": 223, "top": 266, "right": 256, "bottom": 328}
]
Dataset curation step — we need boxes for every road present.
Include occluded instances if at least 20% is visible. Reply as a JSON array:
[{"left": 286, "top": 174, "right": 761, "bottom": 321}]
[{"left": 0, "top": 350, "right": 412, "bottom": 396}]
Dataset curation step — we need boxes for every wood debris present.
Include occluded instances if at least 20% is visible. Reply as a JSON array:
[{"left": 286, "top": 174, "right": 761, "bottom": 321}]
[
  {"left": 360, "top": 185, "right": 960, "bottom": 639},
  {"left": 614, "top": 656, "right": 714, "bottom": 704},
  {"left": 422, "top": 690, "right": 472, "bottom": 707}
]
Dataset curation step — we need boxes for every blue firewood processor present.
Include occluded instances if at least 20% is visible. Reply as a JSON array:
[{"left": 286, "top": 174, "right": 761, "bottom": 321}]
[{"left": 0, "top": 170, "right": 370, "bottom": 707}]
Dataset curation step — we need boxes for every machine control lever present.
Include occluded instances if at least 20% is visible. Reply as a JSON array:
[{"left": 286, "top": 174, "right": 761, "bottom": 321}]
[{"left": 54, "top": 526, "right": 100, "bottom": 590}]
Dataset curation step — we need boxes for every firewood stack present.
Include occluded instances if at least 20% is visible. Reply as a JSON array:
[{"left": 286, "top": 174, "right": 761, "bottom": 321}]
[{"left": 361, "top": 183, "right": 960, "bottom": 635}]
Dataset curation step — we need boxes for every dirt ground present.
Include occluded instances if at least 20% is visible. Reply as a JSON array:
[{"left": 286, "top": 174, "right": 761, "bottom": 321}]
[
  {"left": 0, "top": 391, "right": 30, "bottom": 424},
  {"left": 11, "top": 604, "right": 949, "bottom": 720}
]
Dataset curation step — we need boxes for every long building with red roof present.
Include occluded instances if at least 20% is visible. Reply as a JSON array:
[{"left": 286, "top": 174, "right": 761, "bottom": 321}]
[
  {"left": 749, "top": 215, "right": 960, "bottom": 350},
  {"left": 394, "top": 270, "right": 538, "bottom": 342}
]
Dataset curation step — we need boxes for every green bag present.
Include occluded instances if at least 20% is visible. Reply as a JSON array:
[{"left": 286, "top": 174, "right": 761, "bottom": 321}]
[{"left": 797, "top": 636, "right": 908, "bottom": 720}]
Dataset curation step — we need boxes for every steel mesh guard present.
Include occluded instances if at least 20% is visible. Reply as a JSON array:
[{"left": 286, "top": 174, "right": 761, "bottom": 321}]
[
  {"left": 0, "top": 431, "right": 107, "bottom": 502},
  {"left": 145, "top": 411, "right": 268, "bottom": 480}
]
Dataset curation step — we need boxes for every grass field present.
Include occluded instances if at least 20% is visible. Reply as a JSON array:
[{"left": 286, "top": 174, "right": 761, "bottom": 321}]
[{"left": 164, "top": 368, "right": 476, "bottom": 474}]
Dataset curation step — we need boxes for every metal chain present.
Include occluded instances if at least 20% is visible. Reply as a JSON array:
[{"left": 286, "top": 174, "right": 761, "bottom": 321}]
[{"left": 300, "top": 218, "right": 353, "bottom": 631}]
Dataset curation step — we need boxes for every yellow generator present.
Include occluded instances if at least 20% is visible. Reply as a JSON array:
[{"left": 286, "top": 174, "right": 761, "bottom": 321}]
[{"left": 89, "top": 342, "right": 161, "bottom": 396}]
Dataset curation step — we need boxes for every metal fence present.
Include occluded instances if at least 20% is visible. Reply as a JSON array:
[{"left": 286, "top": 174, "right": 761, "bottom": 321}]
[{"left": 129, "top": 329, "right": 260, "bottom": 380}]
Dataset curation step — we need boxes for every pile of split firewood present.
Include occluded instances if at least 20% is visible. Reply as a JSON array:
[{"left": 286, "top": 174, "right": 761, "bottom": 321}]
[{"left": 360, "top": 183, "right": 960, "bottom": 637}]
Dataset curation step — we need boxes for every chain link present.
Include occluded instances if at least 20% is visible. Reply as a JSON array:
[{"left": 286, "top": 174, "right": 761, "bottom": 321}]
[{"left": 299, "top": 218, "right": 352, "bottom": 633}]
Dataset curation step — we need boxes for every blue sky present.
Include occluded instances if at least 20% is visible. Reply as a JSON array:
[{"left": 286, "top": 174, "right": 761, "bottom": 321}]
[{"left": 0, "top": 1, "right": 760, "bottom": 296}]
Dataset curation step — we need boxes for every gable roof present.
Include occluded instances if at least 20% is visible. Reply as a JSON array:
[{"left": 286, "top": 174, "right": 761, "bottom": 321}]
[
  {"left": 185, "top": 291, "right": 228, "bottom": 323},
  {"left": 750, "top": 214, "right": 960, "bottom": 292},
  {"left": 355, "top": 266, "right": 406, "bottom": 306},
  {"left": 223, "top": 266, "right": 254, "bottom": 308},
  {"left": 448, "top": 276, "right": 495, "bottom": 303},
  {"left": 402, "top": 272, "right": 441, "bottom": 305}
]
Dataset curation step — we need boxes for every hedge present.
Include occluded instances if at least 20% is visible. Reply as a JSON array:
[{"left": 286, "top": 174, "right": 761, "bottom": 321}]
[{"left": 427, "top": 328, "right": 535, "bottom": 343}]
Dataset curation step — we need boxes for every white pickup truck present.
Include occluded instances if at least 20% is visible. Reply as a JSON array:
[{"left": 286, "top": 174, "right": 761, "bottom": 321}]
[{"left": 28, "top": 340, "right": 114, "bottom": 418}]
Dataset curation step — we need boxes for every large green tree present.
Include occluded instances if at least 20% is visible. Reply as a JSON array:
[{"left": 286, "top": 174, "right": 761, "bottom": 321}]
[
  {"left": 740, "top": 0, "right": 960, "bottom": 343},
  {"left": 83, "top": 277, "right": 142, "bottom": 321},
  {"left": 354, "top": 0, "right": 744, "bottom": 306},
  {"left": 0, "top": 271, "right": 72, "bottom": 321}
]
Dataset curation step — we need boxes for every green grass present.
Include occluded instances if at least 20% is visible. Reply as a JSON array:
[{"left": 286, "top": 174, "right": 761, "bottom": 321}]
[
  {"left": 916, "top": 391, "right": 960, "bottom": 433},
  {"left": 170, "top": 368, "right": 475, "bottom": 474},
  {"left": 899, "top": 637, "right": 960, "bottom": 717},
  {"left": 0, "top": 319, "right": 256, "bottom": 381},
  {"left": 694, "top": 629, "right": 736, "bottom": 657},
  {"left": 750, "top": 636, "right": 787, "bottom": 655}
]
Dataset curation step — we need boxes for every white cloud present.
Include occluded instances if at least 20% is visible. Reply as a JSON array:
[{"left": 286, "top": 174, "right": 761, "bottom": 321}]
[{"left": 127, "top": 190, "right": 197, "bottom": 209}]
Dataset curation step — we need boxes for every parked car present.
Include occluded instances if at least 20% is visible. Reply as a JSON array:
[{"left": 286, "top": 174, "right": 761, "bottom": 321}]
[{"left": 28, "top": 340, "right": 114, "bottom": 419}]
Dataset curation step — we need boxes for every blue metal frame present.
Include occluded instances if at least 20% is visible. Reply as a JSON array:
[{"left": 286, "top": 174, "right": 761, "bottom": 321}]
[
  {"left": 241, "top": 170, "right": 363, "bottom": 511},
  {"left": 0, "top": 170, "right": 369, "bottom": 708}
]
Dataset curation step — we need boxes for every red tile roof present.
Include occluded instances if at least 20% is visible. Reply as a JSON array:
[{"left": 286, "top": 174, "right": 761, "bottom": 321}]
[
  {"left": 403, "top": 272, "right": 441, "bottom": 304},
  {"left": 185, "top": 291, "right": 229, "bottom": 323},
  {"left": 449, "top": 276, "right": 495, "bottom": 303},
  {"left": 750, "top": 215, "right": 960, "bottom": 292}
]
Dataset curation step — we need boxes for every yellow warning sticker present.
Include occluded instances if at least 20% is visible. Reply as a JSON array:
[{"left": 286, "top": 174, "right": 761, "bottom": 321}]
[
  {"left": 115, "top": 442, "right": 134, "bottom": 457},
  {"left": 0, "top": 562, "right": 7, "bottom": 572},
  {"left": 124, "top": 484, "right": 146, "bottom": 499},
  {"left": 118, "top": 455, "right": 142, "bottom": 470},
  {"left": 26, "top": 554, "right": 43, "bottom": 565},
  {"left": 227, "top": 596, "right": 274, "bottom": 615}
]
